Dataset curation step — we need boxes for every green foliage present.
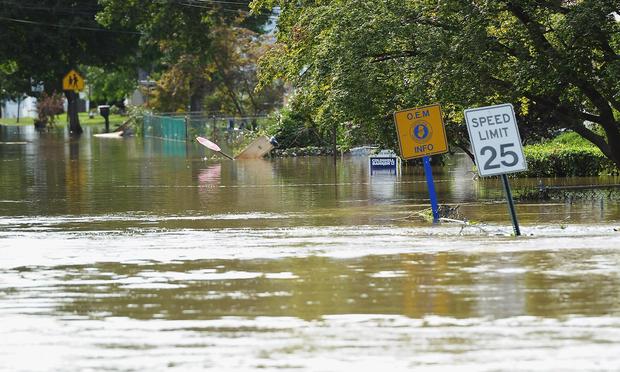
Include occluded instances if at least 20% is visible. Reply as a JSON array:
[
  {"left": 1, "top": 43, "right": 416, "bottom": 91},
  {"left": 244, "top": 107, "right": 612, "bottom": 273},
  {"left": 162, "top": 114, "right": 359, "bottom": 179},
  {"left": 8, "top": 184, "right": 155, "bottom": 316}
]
[
  {"left": 550, "top": 131, "right": 599, "bottom": 146},
  {"left": 251, "top": 0, "right": 620, "bottom": 168},
  {"left": 269, "top": 106, "right": 326, "bottom": 148},
  {"left": 98, "top": 0, "right": 282, "bottom": 115},
  {"left": 0, "top": 0, "right": 140, "bottom": 133},
  {"left": 1, "top": 0, "right": 139, "bottom": 92},
  {"left": 0, "top": 60, "right": 30, "bottom": 105},
  {"left": 523, "top": 133, "right": 618, "bottom": 177},
  {"left": 272, "top": 146, "right": 333, "bottom": 157},
  {"left": 83, "top": 66, "right": 137, "bottom": 106}
]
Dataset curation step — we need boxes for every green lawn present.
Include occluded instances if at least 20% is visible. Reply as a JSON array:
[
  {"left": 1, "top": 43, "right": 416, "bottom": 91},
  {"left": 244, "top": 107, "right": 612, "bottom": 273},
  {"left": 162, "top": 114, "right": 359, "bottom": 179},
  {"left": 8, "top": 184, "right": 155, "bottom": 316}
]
[{"left": 0, "top": 112, "right": 126, "bottom": 127}]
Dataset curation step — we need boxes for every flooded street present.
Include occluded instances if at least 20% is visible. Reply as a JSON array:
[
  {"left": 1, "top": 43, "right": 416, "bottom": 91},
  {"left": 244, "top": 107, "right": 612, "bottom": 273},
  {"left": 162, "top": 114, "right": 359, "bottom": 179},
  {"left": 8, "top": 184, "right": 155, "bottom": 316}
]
[{"left": 1, "top": 126, "right": 620, "bottom": 371}]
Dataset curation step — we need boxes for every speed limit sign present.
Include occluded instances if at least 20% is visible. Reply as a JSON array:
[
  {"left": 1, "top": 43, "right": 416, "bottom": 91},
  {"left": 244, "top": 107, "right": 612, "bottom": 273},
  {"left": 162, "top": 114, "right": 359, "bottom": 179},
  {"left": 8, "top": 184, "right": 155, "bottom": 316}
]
[{"left": 464, "top": 103, "right": 527, "bottom": 177}]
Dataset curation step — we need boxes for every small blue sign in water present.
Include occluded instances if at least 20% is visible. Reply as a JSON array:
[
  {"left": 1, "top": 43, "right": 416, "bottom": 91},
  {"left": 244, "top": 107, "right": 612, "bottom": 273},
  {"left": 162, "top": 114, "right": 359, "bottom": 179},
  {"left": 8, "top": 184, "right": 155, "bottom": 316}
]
[{"left": 369, "top": 155, "right": 401, "bottom": 175}]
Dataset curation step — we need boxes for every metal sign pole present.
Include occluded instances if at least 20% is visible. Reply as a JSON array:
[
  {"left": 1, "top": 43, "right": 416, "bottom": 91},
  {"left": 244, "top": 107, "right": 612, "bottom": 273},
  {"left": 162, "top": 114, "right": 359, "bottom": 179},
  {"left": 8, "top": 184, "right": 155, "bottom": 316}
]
[
  {"left": 501, "top": 174, "right": 521, "bottom": 236},
  {"left": 423, "top": 156, "right": 440, "bottom": 223}
]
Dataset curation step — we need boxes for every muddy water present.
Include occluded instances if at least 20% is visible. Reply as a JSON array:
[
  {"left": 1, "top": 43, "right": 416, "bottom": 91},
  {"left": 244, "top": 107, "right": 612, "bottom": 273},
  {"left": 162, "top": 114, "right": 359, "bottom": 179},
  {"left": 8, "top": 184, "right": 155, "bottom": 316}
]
[{"left": 1, "top": 125, "right": 620, "bottom": 371}]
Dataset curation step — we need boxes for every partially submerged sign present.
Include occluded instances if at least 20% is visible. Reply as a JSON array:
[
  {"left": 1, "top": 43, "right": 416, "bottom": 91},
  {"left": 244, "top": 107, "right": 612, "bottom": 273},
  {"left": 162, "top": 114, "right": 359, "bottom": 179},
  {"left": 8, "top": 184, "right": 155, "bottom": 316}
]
[
  {"left": 464, "top": 103, "right": 527, "bottom": 177},
  {"left": 196, "top": 135, "right": 274, "bottom": 160},
  {"left": 464, "top": 103, "right": 526, "bottom": 236},
  {"left": 393, "top": 104, "right": 447, "bottom": 222},
  {"left": 369, "top": 150, "right": 401, "bottom": 175},
  {"left": 235, "top": 136, "right": 274, "bottom": 159},
  {"left": 62, "top": 69, "right": 85, "bottom": 92},
  {"left": 393, "top": 104, "right": 448, "bottom": 160}
]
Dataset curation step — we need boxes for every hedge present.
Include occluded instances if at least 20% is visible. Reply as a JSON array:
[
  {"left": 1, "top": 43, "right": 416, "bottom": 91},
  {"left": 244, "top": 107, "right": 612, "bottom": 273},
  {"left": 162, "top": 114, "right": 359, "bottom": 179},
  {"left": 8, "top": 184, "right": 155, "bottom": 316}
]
[
  {"left": 272, "top": 146, "right": 334, "bottom": 157},
  {"left": 522, "top": 143, "right": 618, "bottom": 177}
]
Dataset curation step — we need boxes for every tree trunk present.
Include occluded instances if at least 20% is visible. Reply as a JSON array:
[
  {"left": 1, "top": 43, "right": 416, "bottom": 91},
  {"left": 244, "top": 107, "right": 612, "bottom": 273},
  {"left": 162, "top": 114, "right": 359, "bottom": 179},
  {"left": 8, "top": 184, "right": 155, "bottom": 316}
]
[
  {"left": 332, "top": 122, "right": 338, "bottom": 164},
  {"left": 604, "top": 123, "right": 620, "bottom": 170},
  {"left": 189, "top": 90, "right": 204, "bottom": 113},
  {"left": 16, "top": 97, "right": 21, "bottom": 123},
  {"left": 189, "top": 77, "right": 206, "bottom": 113},
  {"left": 65, "top": 91, "right": 83, "bottom": 135}
]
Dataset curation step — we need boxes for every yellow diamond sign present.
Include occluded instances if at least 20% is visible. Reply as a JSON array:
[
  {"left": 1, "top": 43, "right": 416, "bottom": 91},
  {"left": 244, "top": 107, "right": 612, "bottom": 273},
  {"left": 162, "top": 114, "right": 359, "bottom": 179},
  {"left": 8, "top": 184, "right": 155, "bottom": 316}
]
[
  {"left": 62, "top": 69, "right": 85, "bottom": 92},
  {"left": 393, "top": 104, "right": 448, "bottom": 160}
]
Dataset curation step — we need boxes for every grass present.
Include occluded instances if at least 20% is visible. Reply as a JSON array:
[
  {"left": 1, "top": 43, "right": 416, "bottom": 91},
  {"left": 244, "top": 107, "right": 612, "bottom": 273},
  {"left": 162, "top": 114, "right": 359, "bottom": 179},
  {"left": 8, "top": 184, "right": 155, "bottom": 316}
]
[
  {"left": 0, "top": 112, "right": 126, "bottom": 127},
  {"left": 548, "top": 130, "right": 593, "bottom": 146}
]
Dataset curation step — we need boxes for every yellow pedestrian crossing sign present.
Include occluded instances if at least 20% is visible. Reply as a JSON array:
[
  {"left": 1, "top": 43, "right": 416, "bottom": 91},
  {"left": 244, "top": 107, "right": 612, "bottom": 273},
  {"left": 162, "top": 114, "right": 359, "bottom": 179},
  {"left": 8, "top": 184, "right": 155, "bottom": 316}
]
[
  {"left": 393, "top": 103, "right": 448, "bottom": 160},
  {"left": 63, "top": 69, "right": 84, "bottom": 92}
]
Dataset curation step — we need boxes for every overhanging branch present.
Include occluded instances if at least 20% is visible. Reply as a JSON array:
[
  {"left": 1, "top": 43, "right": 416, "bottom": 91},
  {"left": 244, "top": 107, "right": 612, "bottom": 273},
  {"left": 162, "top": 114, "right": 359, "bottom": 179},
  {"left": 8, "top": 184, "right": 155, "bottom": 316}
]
[
  {"left": 370, "top": 50, "right": 417, "bottom": 63},
  {"left": 506, "top": 2, "right": 617, "bottom": 123}
]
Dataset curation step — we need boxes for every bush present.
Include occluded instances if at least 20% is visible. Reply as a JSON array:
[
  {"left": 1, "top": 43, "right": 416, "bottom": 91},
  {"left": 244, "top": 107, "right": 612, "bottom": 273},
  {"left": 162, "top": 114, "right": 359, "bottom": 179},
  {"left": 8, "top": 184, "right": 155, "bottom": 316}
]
[
  {"left": 522, "top": 133, "right": 618, "bottom": 177},
  {"left": 35, "top": 92, "right": 64, "bottom": 128},
  {"left": 270, "top": 108, "right": 328, "bottom": 149},
  {"left": 272, "top": 146, "right": 333, "bottom": 157}
]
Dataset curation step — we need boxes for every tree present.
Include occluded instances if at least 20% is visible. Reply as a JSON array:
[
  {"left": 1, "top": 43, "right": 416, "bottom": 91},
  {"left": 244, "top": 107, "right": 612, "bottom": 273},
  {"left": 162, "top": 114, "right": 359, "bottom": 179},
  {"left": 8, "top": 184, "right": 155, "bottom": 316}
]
[
  {"left": 0, "top": 0, "right": 140, "bottom": 134},
  {"left": 83, "top": 66, "right": 138, "bottom": 110},
  {"left": 97, "top": 0, "right": 274, "bottom": 114},
  {"left": 0, "top": 61, "right": 31, "bottom": 120},
  {"left": 251, "top": 0, "right": 620, "bottom": 169},
  {"left": 204, "top": 26, "right": 284, "bottom": 116}
]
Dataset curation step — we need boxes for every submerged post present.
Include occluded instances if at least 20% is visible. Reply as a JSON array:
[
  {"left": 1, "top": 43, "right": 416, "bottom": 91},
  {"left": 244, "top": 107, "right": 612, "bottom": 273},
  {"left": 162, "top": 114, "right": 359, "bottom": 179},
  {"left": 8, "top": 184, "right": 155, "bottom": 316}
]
[
  {"left": 423, "top": 156, "right": 440, "bottom": 223},
  {"left": 501, "top": 174, "right": 521, "bottom": 236}
]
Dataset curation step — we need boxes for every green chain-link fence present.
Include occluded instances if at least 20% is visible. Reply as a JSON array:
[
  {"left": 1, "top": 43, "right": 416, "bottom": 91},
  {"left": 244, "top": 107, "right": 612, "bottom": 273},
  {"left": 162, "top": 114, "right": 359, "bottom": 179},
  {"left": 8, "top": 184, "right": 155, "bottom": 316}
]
[
  {"left": 143, "top": 115, "right": 187, "bottom": 141},
  {"left": 143, "top": 114, "right": 271, "bottom": 143}
]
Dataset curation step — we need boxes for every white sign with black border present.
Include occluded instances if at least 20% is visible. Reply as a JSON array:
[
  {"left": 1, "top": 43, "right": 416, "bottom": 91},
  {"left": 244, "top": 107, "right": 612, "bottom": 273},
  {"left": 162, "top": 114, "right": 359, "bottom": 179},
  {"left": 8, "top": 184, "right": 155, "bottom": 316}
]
[{"left": 464, "top": 103, "right": 527, "bottom": 177}]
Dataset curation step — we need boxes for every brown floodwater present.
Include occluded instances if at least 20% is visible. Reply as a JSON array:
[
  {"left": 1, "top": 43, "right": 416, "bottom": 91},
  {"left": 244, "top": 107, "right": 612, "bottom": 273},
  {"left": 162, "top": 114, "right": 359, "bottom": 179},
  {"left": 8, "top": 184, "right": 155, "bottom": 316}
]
[{"left": 1, "top": 125, "right": 619, "bottom": 371}]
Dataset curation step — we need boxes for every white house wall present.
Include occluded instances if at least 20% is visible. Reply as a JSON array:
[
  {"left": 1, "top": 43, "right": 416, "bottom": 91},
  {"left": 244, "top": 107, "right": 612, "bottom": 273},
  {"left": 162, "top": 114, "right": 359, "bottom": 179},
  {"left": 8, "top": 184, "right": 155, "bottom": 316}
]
[{"left": 2, "top": 97, "right": 38, "bottom": 118}]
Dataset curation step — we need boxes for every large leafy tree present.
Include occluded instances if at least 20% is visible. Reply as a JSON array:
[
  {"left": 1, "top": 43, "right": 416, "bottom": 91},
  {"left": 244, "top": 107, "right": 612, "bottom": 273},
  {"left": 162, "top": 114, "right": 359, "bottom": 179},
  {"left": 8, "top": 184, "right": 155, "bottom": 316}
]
[
  {"left": 97, "top": 0, "right": 275, "bottom": 114},
  {"left": 251, "top": 0, "right": 620, "bottom": 169},
  {"left": 204, "top": 26, "right": 284, "bottom": 116},
  {"left": 0, "top": 0, "right": 140, "bottom": 134}
]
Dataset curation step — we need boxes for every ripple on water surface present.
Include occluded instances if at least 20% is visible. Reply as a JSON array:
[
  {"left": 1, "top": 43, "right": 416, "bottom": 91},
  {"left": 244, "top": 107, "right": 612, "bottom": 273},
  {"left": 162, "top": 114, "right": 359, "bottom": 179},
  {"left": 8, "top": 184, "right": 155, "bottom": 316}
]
[{"left": 1, "top": 215, "right": 619, "bottom": 371}]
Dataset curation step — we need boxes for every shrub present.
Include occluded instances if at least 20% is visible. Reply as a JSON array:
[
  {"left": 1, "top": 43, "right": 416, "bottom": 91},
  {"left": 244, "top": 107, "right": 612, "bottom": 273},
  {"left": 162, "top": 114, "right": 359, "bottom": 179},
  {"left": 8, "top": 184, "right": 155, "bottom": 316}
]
[
  {"left": 522, "top": 134, "right": 618, "bottom": 177},
  {"left": 270, "top": 107, "right": 328, "bottom": 149},
  {"left": 271, "top": 146, "right": 333, "bottom": 157},
  {"left": 35, "top": 92, "right": 64, "bottom": 127}
]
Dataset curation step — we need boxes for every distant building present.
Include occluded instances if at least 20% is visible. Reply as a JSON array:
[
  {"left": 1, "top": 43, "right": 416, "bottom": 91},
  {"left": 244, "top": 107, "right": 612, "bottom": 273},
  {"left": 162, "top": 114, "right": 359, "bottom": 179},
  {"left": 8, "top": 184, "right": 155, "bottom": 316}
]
[{"left": 1, "top": 97, "right": 38, "bottom": 118}]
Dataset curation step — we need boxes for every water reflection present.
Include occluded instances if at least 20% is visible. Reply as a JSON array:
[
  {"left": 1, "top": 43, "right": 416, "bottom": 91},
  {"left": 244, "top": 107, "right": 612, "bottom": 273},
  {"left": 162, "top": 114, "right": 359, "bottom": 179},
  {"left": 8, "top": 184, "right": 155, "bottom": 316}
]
[
  {"left": 197, "top": 163, "right": 223, "bottom": 211},
  {"left": 2, "top": 249, "right": 616, "bottom": 323}
]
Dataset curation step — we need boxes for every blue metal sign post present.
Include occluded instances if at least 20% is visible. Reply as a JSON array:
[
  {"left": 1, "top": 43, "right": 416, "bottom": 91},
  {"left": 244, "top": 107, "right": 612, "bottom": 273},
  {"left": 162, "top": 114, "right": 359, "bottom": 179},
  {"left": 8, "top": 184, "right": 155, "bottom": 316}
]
[{"left": 423, "top": 156, "right": 440, "bottom": 223}]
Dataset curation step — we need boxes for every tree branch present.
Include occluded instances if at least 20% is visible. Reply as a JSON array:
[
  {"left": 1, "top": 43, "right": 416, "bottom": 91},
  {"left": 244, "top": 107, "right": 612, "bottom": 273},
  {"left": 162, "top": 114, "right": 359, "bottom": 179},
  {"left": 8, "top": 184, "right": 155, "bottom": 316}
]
[
  {"left": 370, "top": 50, "right": 417, "bottom": 63},
  {"left": 505, "top": 2, "right": 616, "bottom": 124},
  {"left": 537, "top": 0, "right": 570, "bottom": 15}
]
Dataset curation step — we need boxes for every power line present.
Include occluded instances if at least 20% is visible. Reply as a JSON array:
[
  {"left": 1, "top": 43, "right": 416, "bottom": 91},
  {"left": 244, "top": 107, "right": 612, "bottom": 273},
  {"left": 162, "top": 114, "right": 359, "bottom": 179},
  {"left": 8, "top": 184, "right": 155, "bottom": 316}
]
[
  {"left": 0, "top": 16, "right": 143, "bottom": 34},
  {"left": 176, "top": 0, "right": 279, "bottom": 19},
  {"left": 0, "top": 0, "right": 100, "bottom": 15}
]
